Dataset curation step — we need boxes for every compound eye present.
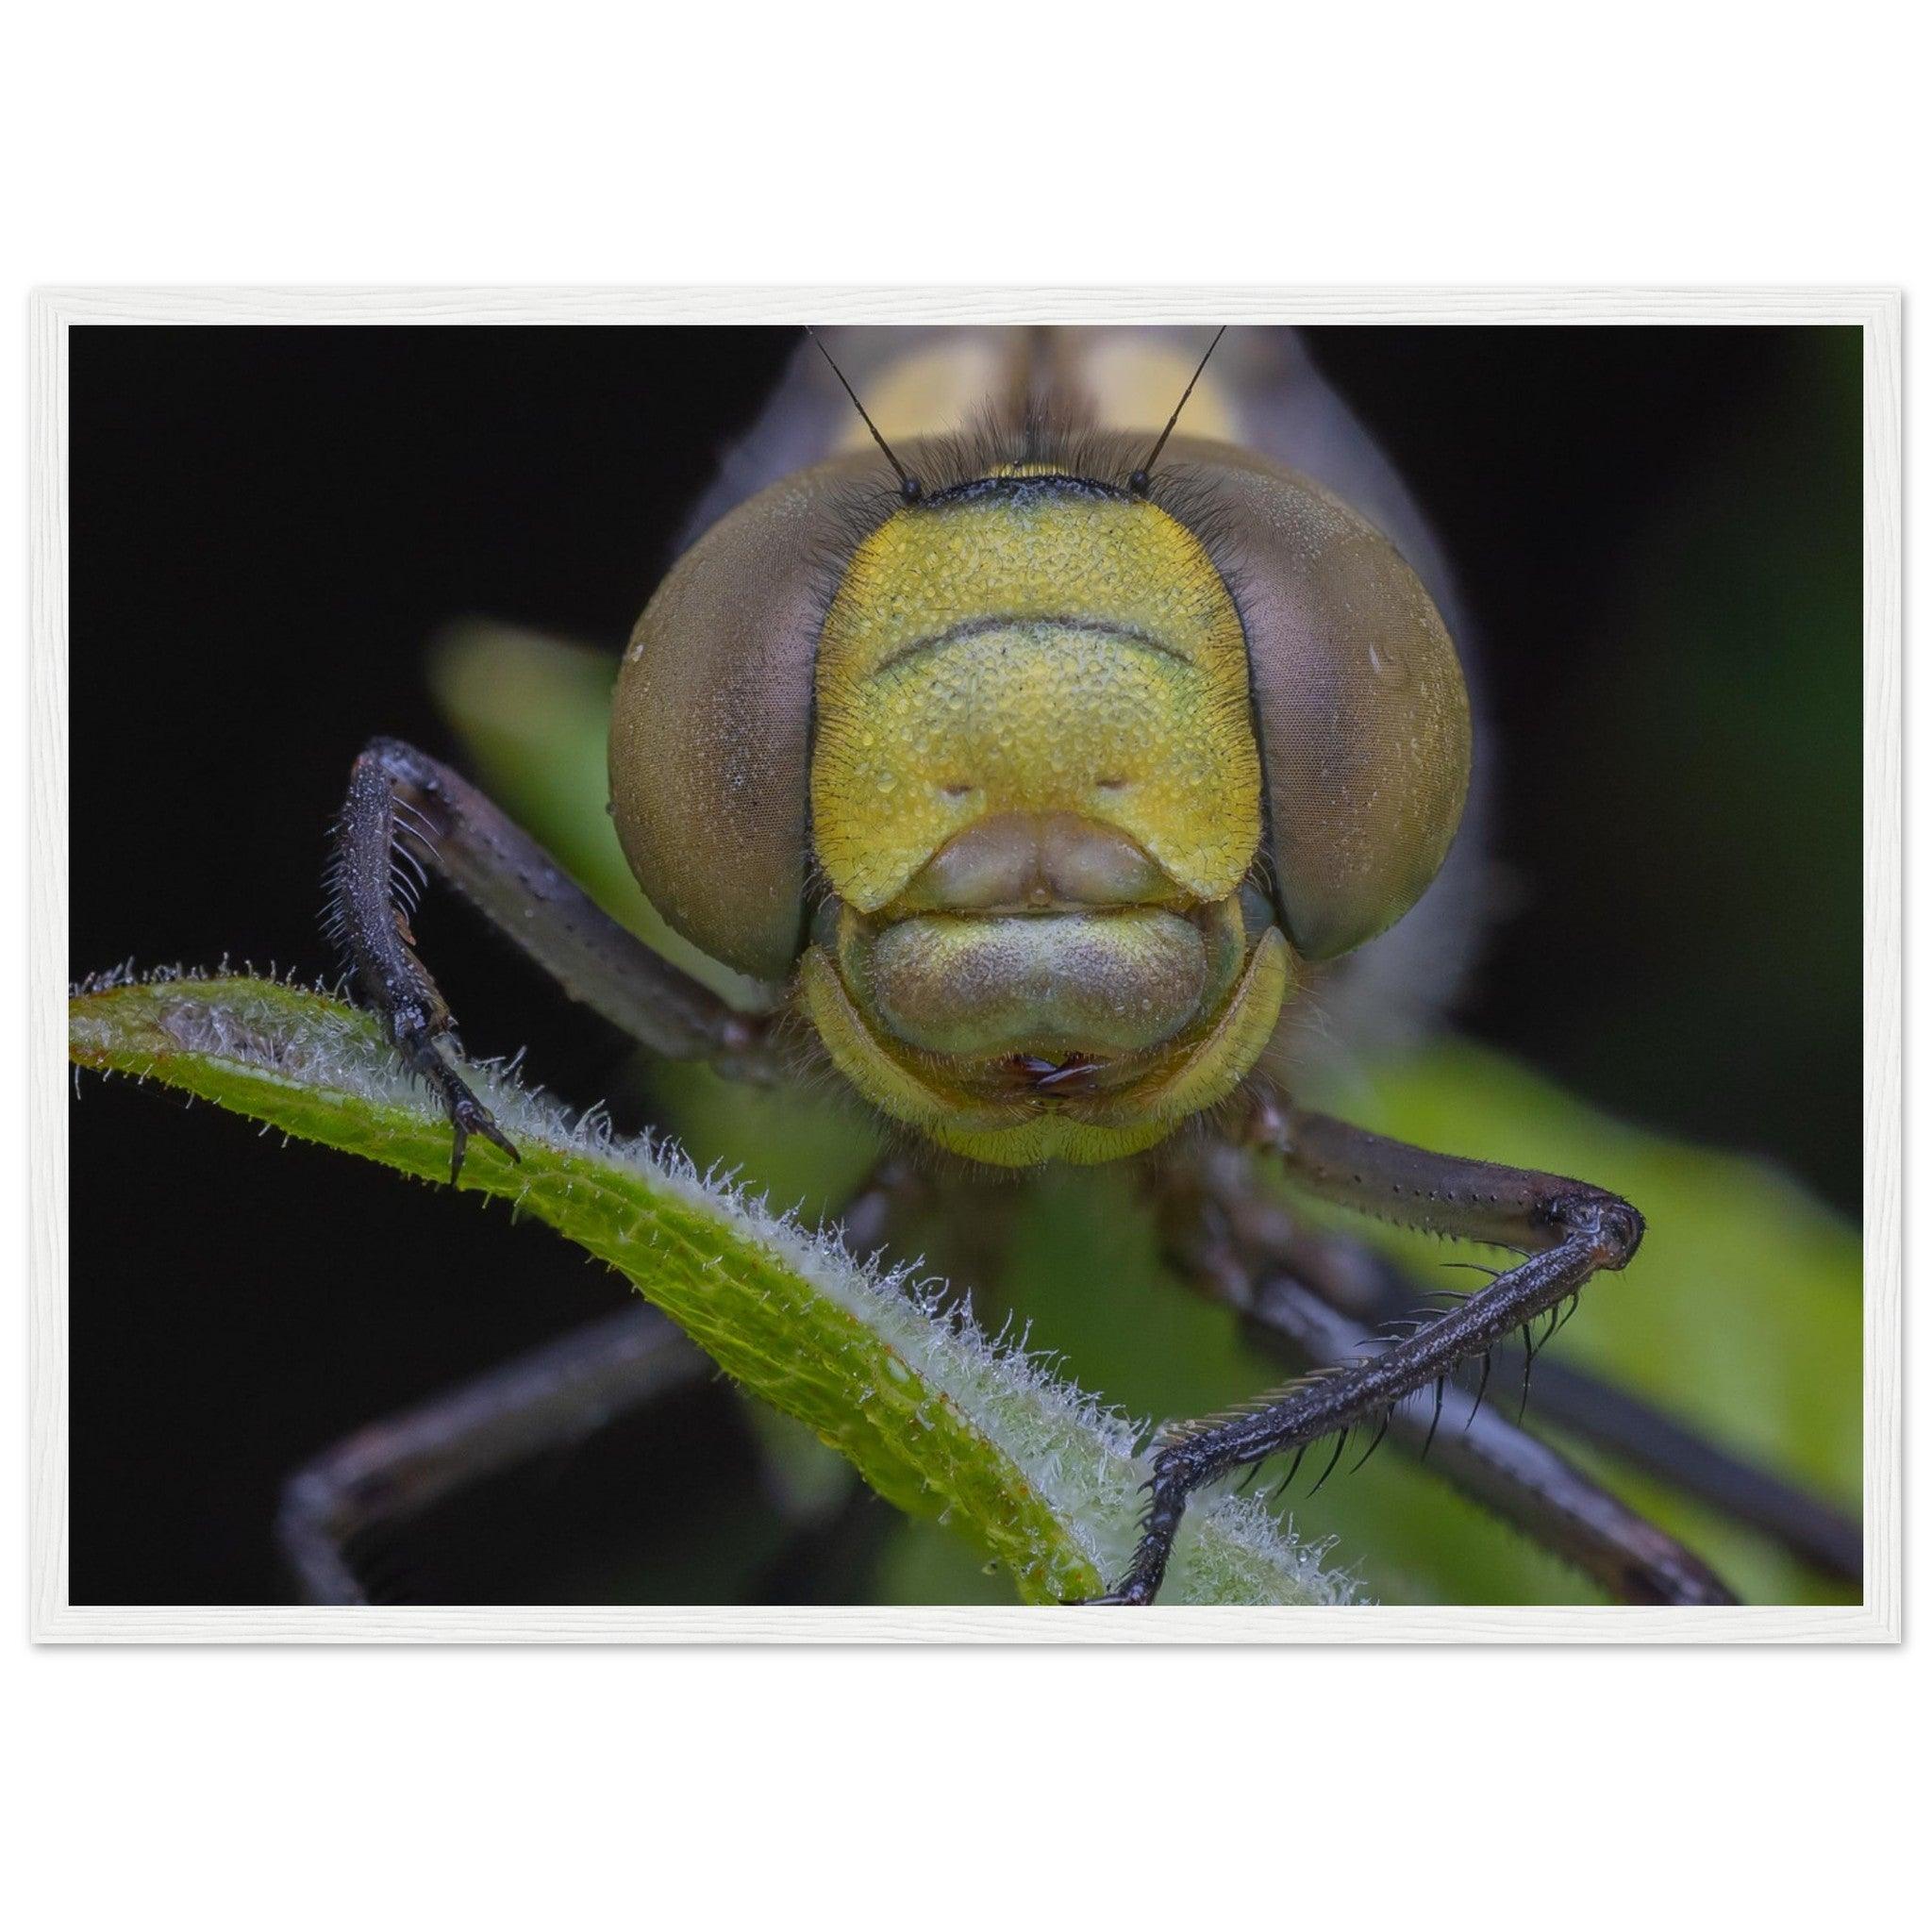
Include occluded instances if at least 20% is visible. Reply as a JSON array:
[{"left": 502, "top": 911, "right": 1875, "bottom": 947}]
[
  {"left": 1169, "top": 446, "right": 1472, "bottom": 961},
  {"left": 608, "top": 451, "right": 887, "bottom": 983}
]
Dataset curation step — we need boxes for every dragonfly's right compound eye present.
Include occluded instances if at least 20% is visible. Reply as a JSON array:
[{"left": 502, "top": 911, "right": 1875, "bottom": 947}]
[
  {"left": 1164, "top": 444, "right": 1474, "bottom": 961},
  {"left": 609, "top": 453, "right": 891, "bottom": 985}
]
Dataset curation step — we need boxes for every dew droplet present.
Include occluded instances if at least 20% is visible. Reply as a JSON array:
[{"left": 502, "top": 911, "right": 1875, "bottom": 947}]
[{"left": 1367, "top": 638, "right": 1409, "bottom": 688}]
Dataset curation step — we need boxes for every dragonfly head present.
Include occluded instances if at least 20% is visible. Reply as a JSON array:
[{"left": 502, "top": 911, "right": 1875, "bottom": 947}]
[{"left": 611, "top": 423, "right": 1470, "bottom": 1166}]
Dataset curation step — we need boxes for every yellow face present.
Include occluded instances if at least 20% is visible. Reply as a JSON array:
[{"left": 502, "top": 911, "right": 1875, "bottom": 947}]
[
  {"left": 802, "top": 473, "right": 1291, "bottom": 1166},
  {"left": 614, "top": 391, "right": 1470, "bottom": 1172}
]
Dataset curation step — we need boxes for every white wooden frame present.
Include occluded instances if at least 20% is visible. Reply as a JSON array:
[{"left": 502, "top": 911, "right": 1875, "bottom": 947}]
[{"left": 28, "top": 287, "right": 1902, "bottom": 1643}]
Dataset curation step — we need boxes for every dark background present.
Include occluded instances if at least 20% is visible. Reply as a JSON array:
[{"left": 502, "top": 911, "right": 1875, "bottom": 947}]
[{"left": 67, "top": 325, "right": 1862, "bottom": 1604}]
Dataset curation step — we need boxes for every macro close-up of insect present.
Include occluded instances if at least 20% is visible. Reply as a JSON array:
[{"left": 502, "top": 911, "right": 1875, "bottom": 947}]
[
  {"left": 65, "top": 316, "right": 1864, "bottom": 1614},
  {"left": 23, "top": 14, "right": 1920, "bottom": 1918}
]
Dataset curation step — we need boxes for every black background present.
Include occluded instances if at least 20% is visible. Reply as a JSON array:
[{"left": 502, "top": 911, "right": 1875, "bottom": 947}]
[{"left": 67, "top": 325, "right": 1861, "bottom": 1604}]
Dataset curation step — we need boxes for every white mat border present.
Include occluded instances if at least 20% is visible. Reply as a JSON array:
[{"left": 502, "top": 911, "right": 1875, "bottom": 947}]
[{"left": 29, "top": 286, "right": 1901, "bottom": 1645}]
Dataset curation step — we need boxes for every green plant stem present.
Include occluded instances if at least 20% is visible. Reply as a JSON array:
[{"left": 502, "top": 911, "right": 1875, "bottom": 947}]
[{"left": 70, "top": 972, "right": 1346, "bottom": 1608}]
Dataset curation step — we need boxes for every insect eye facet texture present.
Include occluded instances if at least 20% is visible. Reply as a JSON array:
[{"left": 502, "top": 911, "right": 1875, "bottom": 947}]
[
  {"left": 612, "top": 401, "right": 1472, "bottom": 1170},
  {"left": 67, "top": 321, "right": 1864, "bottom": 1615},
  {"left": 608, "top": 451, "right": 880, "bottom": 985},
  {"left": 1167, "top": 442, "right": 1474, "bottom": 962}
]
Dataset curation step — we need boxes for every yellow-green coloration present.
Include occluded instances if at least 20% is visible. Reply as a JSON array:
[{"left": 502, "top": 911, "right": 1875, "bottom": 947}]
[
  {"left": 436, "top": 621, "right": 1861, "bottom": 1607},
  {"left": 855, "top": 906, "right": 1224, "bottom": 1058},
  {"left": 802, "top": 929, "right": 1292, "bottom": 1166},
  {"left": 805, "top": 476, "right": 1287, "bottom": 1166},
  {"left": 811, "top": 484, "right": 1259, "bottom": 908},
  {"left": 69, "top": 974, "right": 1343, "bottom": 1607}
]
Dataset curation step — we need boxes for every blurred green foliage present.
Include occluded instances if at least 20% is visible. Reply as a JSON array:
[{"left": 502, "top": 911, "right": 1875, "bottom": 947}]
[{"left": 429, "top": 615, "right": 1859, "bottom": 1608}]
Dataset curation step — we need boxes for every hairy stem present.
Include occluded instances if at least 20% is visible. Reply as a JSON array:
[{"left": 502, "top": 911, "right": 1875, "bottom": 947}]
[{"left": 70, "top": 972, "right": 1349, "bottom": 1608}]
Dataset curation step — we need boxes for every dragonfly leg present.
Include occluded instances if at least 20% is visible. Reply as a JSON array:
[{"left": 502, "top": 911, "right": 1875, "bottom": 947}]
[
  {"left": 276, "top": 1302, "right": 706, "bottom": 1605},
  {"left": 1245, "top": 1269, "right": 1737, "bottom": 1603},
  {"left": 278, "top": 1158, "right": 916, "bottom": 1604},
  {"left": 328, "top": 737, "right": 780, "bottom": 1181},
  {"left": 1170, "top": 1139, "right": 1858, "bottom": 1586},
  {"left": 1516, "top": 1357, "right": 1860, "bottom": 1582},
  {"left": 1088, "top": 1099, "right": 1649, "bottom": 1606},
  {"left": 1149, "top": 1141, "right": 1737, "bottom": 1604}
]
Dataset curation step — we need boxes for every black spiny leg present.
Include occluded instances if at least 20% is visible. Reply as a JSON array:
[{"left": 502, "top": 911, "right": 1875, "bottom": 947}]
[
  {"left": 1241, "top": 1273, "right": 1736, "bottom": 1604},
  {"left": 1250, "top": 1209, "right": 1861, "bottom": 1585},
  {"left": 278, "top": 1158, "right": 920, "bottom": 1604},
  {"left": 1152, "top": 1143, "right": 1737, "bottom": 1606},
  {"left": 1176, "top": 1139, "right": 1859, "bottom": 1588},
  {"left": 277, "top": 1304, "right": 705, "bottom": 1604},
  {"left": 327, "top": 737, "right": 776, "bottom": 1181},
  {"left": 1091, "top": 1099, "right": 1650, "bottom": 1606}
]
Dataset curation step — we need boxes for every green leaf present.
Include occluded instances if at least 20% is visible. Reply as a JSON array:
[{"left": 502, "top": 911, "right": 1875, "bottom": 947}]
[
  {"left": 426, "top": 622, "right": 771, "bottom": 1008},
  {"left": 69, "top": 972, "right": 1349, "bottom": 1609},
  {"left": 429, "top": 619, "right": 1863, "bottom": 1607},
  {"left": 1290, "top": 1038, "right": 1863, "bottom": 1607}
]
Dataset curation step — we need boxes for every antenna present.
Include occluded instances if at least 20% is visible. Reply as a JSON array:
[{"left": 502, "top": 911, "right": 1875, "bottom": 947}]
[
  {"left": 1128, "top": 325, "right": 1228, "bottom": 495},
  {"left": 807, "top": 326, "right": 923, "bottom": 502}
]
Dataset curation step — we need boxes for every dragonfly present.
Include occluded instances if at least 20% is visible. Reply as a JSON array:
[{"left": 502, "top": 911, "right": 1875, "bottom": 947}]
[{"left": 281, "top": 324, "right": 1858, "bottom": 1607}]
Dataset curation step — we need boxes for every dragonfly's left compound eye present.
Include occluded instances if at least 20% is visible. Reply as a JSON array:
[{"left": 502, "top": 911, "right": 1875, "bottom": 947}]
[{"left": 1168, "top": 444, "right": 1474, "bottom": 960}]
